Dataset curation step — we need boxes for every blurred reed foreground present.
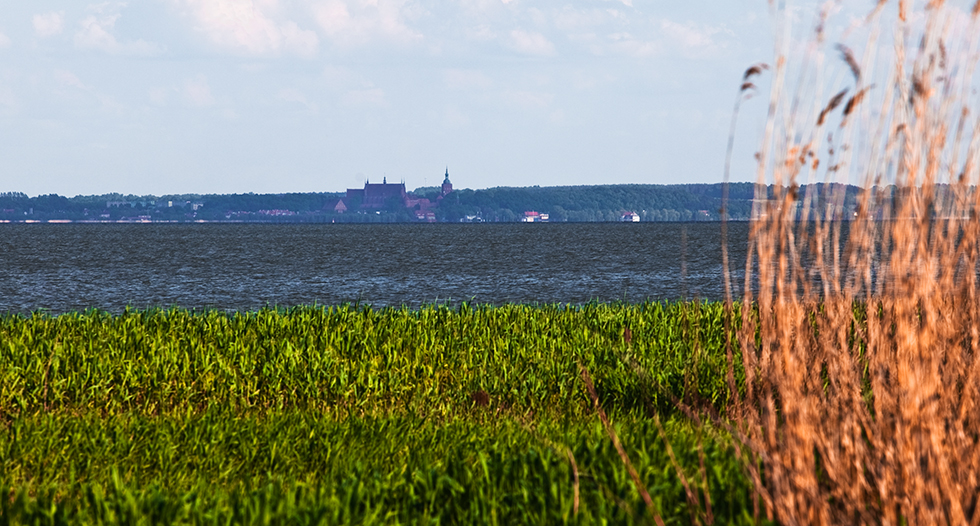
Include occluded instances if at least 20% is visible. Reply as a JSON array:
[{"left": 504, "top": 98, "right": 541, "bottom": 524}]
[{"left": 732, "top": 0, "right": 980, "bottom": 523}]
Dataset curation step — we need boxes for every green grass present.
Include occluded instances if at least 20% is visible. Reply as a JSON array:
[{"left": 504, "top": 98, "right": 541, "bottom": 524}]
[{"left": 0, "top": 304, "right": 761, "bottom": 525}]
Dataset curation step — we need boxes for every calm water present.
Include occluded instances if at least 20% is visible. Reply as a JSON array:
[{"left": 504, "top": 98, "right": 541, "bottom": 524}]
[{"left": 0, "top": 223, "right": 751, "bottom": 314}]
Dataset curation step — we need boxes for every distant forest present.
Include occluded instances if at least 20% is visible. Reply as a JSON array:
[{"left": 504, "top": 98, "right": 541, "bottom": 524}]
[{"left": 0, "top": 183, "right": 868, "bottom": 223}]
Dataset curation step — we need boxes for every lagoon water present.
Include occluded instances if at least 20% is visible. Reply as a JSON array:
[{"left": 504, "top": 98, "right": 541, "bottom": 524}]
[{"left": 0, "top": 223, "right": 751, "bottom": 314}]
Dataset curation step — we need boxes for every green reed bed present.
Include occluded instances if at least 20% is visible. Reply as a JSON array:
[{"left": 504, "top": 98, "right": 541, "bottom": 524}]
[{"left": 0, "top": 304, "right": 760, "bottom": 525}]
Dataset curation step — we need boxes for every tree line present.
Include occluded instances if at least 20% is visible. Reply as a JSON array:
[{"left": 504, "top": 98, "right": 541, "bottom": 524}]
[{"left": 0, "top": 183, "right": 871, "bottom": 223}]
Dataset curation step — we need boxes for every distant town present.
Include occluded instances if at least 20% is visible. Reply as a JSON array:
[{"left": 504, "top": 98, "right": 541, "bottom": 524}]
[{"left": 0, "top": 172, "right": 872, "bottom": 223}]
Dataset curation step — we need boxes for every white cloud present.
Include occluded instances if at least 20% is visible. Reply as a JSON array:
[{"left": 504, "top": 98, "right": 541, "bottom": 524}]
[
  {"left": 239, "top": 62, "right": 269, "bottom": 73},
  {"left": 55, "top": 70, "right": 89, "bottom": 90},
  {"left": 444, "top": 69, "right": 491, "bottom": 90},
  {"left": 658, "top": 19, "right": 728, "bottom": 58},
  {"left": 466, "top": 25, "right": 496, "bottom": 41},
  {"left": 278, "top": 88, "right": 318, "bottom": 110},
  {"left": 343, "top": 87, "right": 387, "bottom": 107},
  {"left": 0, "top": 85, "right": 16, "bottom": 111},
  {"left": 508, "top": 29, "right": 554, "bottom": 56},
  {"left": 660, "top": 20, "right": 713, "bottom": 48},
  {"left": 554, "top": 7, "right": 609, "bottom": 33},
  {"left": 569, "top": 69, "right": 613, "bottom": 90},
  {"left": 550, "top": 5, "right": 733, "bottom": 59},
  {"left": 280, "top": 20, "right": 319, "bottom": 57},
  {"left": 51, "top": 68, "right": 126, "bottom": 114},
  {"left": 443, "top": 105, "right": 469, "bottom": 128},
  {"left": 320, "top": 65, "right": 395, "bottom": 110},
  {"left": 149, "top": 80, "right": 222, "bottom": 107},
  {"left": 312, "top": 0, "right": 422, "bottom": 47},
  {"left": 0, "top": 32, "right": 10, "bottom": 48},
  {"left": 74, "top": 4, "right": 165, "bottom": 56},
  {"left": 183, "top": 75, "right": 214, "bottom": 106},
  {"left": 75, "top": 14, "right": 120, "bottom": 49},
  {"left": 172, "top": 0, "right": 319, "bottom": 57},
  {"left": 503, "top": 89, "right": 553, "bottom": 108},
  {"left": 321, "top": 64, "right": 358, "bottom": 88},
  {"left": 34, "top": 12, "right": 66, "bottom": 37},
  {"left": 149, "top": 86, "right": 171, "bottom": 105},
  {"left": 596, "top": 0, "right": 632, "bottom": 7},
  {"left": 607, "top": 32, "right": 659, "bottom": 57}
]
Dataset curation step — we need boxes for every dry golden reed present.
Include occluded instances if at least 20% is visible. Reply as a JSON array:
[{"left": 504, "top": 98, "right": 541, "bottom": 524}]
[{"left": 736, "top": 0, "right": 980, "bottom": 523}]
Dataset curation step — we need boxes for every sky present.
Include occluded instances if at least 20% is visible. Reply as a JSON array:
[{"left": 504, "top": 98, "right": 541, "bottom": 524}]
[{"left": 0, "top": 0, "right": 788, "bottom": 196}]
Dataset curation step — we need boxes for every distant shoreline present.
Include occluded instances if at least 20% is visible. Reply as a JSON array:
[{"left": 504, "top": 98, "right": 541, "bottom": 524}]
[{"left": 0, "top": 218, "right": 754, "bottom": 224}]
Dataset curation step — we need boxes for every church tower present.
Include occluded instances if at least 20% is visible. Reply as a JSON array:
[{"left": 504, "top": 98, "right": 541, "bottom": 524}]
[{"left": 441, "top": 168, "right": 453, "bottom": 196}]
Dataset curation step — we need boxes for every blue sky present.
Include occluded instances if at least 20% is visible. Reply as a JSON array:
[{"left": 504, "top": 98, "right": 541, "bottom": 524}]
[{"left": 0, "top": 0, "right": 785, "bottom": 196}]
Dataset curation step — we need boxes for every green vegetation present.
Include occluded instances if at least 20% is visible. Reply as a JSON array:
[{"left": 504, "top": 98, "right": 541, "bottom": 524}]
[{"left": 0, "top": 303, "right": 764, "bottom": 525}]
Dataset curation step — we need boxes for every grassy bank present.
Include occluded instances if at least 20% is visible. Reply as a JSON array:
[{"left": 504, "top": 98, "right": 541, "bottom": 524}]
[{"left": 0, "top": 304, "right": 761, "bottom": 525}]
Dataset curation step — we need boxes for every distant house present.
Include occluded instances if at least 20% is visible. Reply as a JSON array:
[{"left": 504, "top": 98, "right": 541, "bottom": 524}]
[
  {"left": 165, "top": 200, "right": 201, "bottom": 210},
  {"left": 622, "top": 212, "right": 640, "bottom": 222},
  {"left": 258, "top": 209, "right": 296, "bottom": 216},
  {"left": 323, "top": 199, "right": 348, "bottom": 213},
  {"left": 522, "top": 211, "right": 549, "bottom": 222},
  {"left": 107, "top": 200, "right": 157, "bottom": 208}
]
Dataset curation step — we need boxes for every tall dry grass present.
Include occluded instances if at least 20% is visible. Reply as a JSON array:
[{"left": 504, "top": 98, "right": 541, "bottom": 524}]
[{"left": 736, "top": 0, "right": 980, "bottom": 523}]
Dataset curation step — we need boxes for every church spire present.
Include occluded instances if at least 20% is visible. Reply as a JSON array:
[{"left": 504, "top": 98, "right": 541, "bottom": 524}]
[{"left": 441, "top": 167, "right": 453, "bottom": 196}]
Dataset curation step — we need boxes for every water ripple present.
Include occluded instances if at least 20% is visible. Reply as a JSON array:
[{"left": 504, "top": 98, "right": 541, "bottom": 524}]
[{"left": 0, "top": 223, "right": 751, "bottom": 314}]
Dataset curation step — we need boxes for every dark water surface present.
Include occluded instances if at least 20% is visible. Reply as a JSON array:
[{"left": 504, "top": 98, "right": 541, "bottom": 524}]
[{"left": 0, "top": 223, "right": 751, "bottom": 314}]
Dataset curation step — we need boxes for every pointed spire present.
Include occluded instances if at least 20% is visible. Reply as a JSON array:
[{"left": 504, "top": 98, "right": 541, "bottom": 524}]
[{"left": 441, "top": 167, "right": 453, "bottom": 196}]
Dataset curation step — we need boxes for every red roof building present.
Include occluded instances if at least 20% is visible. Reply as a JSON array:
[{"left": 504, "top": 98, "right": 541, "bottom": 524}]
[
  {"left": 323, "top": 199, "right": 348, "bottom": 213},
  {"left": 346, "top": 177, "right": 408, "bottom": 209},
  {"left": 344, "top": 169, "right": 453, "bottom": 216}
]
